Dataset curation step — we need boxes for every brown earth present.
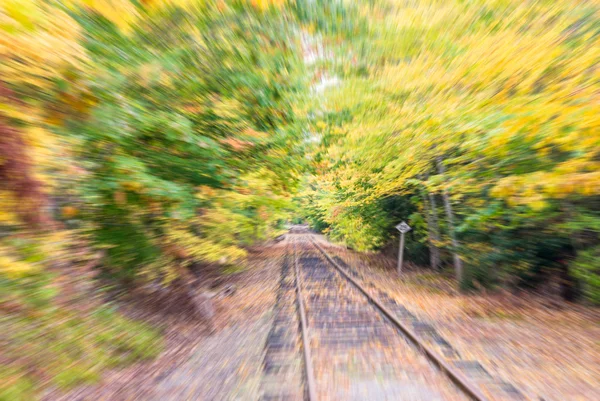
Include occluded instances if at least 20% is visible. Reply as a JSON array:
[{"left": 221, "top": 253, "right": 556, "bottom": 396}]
[
  {"left": 316, "top": 235, "right": 600, "bottom": 401},
  {"left": 46, "top": 243, "right": 285, "bottom": 401}
]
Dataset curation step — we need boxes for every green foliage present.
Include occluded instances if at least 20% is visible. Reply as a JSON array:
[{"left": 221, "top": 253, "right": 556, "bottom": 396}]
[
  {"left": 572, "top": 246, "right": 600, "bottom": 304},
  {"left": 1, "top": 1, "right": 310, "bottom": 398},
  {"left": 298, "top": 0, "right": 600, "bottom": 298},
  {"left": 38, "top": 1, "right": 308, "bottom": 281},
  {"left": 1, "top": 261, "right": 162, "bottom": 400}
]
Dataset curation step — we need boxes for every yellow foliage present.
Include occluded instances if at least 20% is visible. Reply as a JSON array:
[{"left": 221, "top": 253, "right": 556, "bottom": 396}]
[
  {"left": 243, "top": 127, "right": 269, "bottom": 139},
  {"left": 164, "top": 220, "right": 247, "bottom": 263},
  {"left": 195, "top": 185, "right": 216, "bottom": 200},
  {"left": 319, "top": 0, "right": 600, "bottom": 209},
  {"left": 249, "top": 0, "right": 285, "bottom": 12},
  {"left": 81, "top": 0, "right": 139, "bottom": 33},
  {"left": 0, "top": 250, "right": 40, "bottom": 278},
  {"left": 0, "top": 190, "right": 19, "bottom": 224},
  {"left": 0, "top": 0, "right": 86, "bottom": 94},
  {"left": 61, "top": 206, "right": 79, "bottom": 218},
  {"left": 122, "top": 181, "right": 144, "bottom": 192},
  {"left": 315, "top": 121, "right": 327, "bottom": 130}
]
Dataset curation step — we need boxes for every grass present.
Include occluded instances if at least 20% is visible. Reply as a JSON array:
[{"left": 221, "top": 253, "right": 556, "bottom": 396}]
[
  {"left": 222, "top": 263, "right": 247, "bottom": 275},
  {"left": 0, "top": 272, "right": 163, "bottom": 401}
]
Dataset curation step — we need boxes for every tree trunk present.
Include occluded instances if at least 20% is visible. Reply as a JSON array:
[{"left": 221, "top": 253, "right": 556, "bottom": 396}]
[
  {"left": 0, "top": 83, "right": 52, "bottom": 228},
  {"left": 420, "top": 175, "right": 441, "bottom": 270},
  {"left": 562, "top": 201, "right": 582, "bottom": 301},
  {"left": 176, "top": 264, "right": 215, "bottom": 329},
  {"left": 426, "top": 192, "right": 442, "bottom": 270},
  {"left": 436, "top": 157, "right": 463, "bottom": 283}
]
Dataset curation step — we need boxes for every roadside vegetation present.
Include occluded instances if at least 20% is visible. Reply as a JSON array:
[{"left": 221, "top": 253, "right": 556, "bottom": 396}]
[
  {"left": 1, "top": 0, "right": 598, "bottom": 399},
  {"left": 2, "top": 0, "right": 307, "bottom": 398},
  {"left": 300, "top": 0, "right": 600, "bottom": 302}
]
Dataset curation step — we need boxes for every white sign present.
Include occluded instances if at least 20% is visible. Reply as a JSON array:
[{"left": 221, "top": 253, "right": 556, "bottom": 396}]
[{"left": 395, "top": 221, "right": 412, "bottom": 234}]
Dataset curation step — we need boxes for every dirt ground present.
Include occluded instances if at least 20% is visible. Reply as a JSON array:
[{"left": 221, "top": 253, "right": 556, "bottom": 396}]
[
  {"left": 47, "top": 243, "right": 285, "bottom": 401},
  {"left": 316, "top": 236, "right": 600, "bottom": 401},
  {"left": 45, "top": 235, "right": 599, "bottom": 401},
  {"left": 294, "top": 234, "right": 470, "bottom": 401}
]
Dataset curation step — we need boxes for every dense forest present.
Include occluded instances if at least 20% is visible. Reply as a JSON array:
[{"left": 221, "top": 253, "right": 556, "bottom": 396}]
[
  {"left": 1, "top": 0, "right": 598, "bottom": 398},
  {"left": 299, "top": 0, "right": 600, "bottom": 300}
]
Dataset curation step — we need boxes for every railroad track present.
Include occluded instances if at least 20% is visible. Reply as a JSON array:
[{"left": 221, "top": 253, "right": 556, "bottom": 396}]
[
  {"left": 261, "top": 232, "right": 522, "bottom": 401},
  {"left": 258, "top": 251, "right": 306, "bottom": 401}
]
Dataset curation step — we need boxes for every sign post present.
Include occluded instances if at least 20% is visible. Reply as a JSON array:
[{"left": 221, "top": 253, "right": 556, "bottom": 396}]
[{"left": 395, "top": 221, "right": 412, "bottom": 275}]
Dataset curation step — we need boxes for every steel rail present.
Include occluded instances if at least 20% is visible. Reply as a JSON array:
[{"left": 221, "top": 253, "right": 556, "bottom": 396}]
[
  {"left": 309, "top": 236, "right": 489, "bottom": 401},
  {"left": 292, "top": 236, "right": 318, "bottom": 401}
]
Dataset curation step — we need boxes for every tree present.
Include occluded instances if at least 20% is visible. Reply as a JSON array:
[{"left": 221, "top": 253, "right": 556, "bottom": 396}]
[{"left": 299, "top": 0, "right": 600, "bottom": 297}]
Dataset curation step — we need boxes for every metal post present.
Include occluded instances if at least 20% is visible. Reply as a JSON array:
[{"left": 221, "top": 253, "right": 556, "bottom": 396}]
[
  {"left": 395, "top": 221, "right": 411, "bottom": 275},
  {"left": 397, "top": 232, "right": 405, "bottom": 274}
]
